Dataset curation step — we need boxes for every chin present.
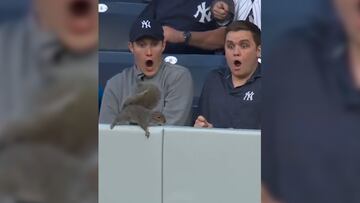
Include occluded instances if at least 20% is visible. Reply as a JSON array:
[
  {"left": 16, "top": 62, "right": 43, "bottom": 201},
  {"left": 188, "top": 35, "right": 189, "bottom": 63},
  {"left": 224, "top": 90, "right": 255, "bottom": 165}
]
[
  {"left": 230, "top": 68, "right": 242, "bottom": 75},
  {"left": 60, "top": 33, "right": 98, "bottom": 53},
  {"left": 57, "top": 0, "right": 98, "bottom": 53},
  {"left": 231, "top": 70, "right": 249, "bottom": 79},
  {"left": 144, "top": 71, "right": 157, "bottom": 77}
]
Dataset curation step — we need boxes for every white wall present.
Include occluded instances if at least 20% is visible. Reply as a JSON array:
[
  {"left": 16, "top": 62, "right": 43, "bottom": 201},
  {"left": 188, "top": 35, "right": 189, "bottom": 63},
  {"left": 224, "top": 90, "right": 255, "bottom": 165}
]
[{"left": 99, "top": 124, "right": 260, "bottom": 203}]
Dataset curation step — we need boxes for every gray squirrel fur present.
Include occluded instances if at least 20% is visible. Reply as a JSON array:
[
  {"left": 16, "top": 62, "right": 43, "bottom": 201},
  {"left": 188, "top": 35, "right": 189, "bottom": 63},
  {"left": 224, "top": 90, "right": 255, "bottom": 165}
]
[{"left": 111, "top": 83, "right": 166, "bottom": 137}]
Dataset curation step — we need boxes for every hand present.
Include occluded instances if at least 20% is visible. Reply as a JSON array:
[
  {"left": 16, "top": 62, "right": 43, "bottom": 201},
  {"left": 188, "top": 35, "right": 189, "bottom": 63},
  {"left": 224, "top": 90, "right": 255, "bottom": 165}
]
[
  {"left": 162, "top": 26, "right": 184, "bottom": 44},
  {"left": 261, "top": 185, "right": 283, "bottom": 203},
  {"left": 212, "top": 1, "right": 229, "bottom": 21},
  {"left": 194, "top": 115, "right": 213, "bottom": 128}
]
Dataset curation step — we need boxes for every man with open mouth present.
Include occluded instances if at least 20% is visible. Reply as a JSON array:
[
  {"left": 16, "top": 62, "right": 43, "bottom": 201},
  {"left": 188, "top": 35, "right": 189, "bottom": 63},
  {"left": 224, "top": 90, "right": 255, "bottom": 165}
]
[
  {"left": 0, "top": 0, "right": 98, "bottom": 122},
  {"left": 194, "top": 20, "right": 261, "bottom": 129},
  {"left": 0, "top": 0, "right": 98, "bottom": 202},
  {"left": 99, "top": 18, "right": 194, "bottom": 126},
  {"left": 27, "top": 0, "right": 98, "bottom": 53}
]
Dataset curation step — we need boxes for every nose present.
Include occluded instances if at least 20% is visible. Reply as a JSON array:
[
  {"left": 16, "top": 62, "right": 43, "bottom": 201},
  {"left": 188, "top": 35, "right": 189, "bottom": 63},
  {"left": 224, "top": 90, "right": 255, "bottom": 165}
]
[
  {"left": 146, "top": 47, "right": 152, "bottom": 56},
  {"left": 233, "top": 46, "right": 241, "bottom": 56}
]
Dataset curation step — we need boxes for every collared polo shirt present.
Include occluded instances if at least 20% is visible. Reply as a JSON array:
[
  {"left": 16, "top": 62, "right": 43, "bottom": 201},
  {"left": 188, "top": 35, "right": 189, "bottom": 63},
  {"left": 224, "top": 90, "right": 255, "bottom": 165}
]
[{"left": 198, "top": 64, "right": 261, "bottom": 129}]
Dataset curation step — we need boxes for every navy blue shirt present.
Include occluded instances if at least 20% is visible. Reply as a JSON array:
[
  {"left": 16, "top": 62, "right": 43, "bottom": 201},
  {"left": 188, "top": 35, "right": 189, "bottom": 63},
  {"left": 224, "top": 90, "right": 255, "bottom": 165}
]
[
  {"left": 262, "top": 22, "right": 360, "bottom": 203},
  {"left": 139, "top": 0, "right": 218, "bottom": 54},
  {"left": 198, "top": 65, "right": 261, "bottom": 129}
]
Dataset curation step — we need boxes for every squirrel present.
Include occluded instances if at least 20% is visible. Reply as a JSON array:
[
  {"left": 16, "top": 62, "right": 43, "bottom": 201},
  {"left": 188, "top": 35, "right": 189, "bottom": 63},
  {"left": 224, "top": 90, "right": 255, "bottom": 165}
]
[
  {"left": 122, "top": 82, "right": 161, "bottom": 110},
  {"left": 110, "top": 83, "right": 166, "bottom": 138}
]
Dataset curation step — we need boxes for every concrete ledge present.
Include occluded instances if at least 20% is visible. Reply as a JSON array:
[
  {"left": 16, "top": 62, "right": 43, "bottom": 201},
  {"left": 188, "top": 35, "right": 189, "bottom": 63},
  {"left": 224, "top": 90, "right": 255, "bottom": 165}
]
[{"left": 99, "top": 124, "right": 260, "bottom": 203}]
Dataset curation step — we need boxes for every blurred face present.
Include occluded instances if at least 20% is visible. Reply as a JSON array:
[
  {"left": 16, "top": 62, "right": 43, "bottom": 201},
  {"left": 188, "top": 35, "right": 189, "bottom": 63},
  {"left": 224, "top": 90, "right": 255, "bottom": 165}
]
[
  {"left": 225, "top": 30, "right": 261, "bottom": 80},
  {"left": 128, "top": 38, "right": 166, "bottom": 77},
  {"left": 33, "top": 0, "right": 98, "bottom": 53},
  {"left": 333, "top": 0, "right": 360, "bottom": 45}
]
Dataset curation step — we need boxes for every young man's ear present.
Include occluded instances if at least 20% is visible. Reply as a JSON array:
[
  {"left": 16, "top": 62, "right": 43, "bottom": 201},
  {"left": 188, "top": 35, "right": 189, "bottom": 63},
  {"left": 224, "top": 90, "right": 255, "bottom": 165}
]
[
  {"left": 128, "top": 42, "right": 134, "bottom": 53},
  {"left": 161, "top": 40, "right": 166, "bottom": 52},
  {"left": 256, "top": 45, "right": 261, "bottom": 58}
]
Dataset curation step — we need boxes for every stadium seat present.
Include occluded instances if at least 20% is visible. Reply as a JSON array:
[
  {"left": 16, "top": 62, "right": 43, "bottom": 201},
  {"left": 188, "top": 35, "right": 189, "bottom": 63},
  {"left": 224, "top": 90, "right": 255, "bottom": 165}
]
[
  {"left": 99, "top": 2, "right": 147, "bottom": 51},
  {"left": 99, "top": 51, "right": 226, "bottom": 98}
]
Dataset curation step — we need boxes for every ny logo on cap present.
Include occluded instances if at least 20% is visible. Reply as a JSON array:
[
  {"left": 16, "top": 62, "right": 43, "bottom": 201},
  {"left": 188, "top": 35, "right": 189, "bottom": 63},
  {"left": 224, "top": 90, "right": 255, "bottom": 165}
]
[{"left": 141, "top": 20, "right": 151, "bottom": 29}]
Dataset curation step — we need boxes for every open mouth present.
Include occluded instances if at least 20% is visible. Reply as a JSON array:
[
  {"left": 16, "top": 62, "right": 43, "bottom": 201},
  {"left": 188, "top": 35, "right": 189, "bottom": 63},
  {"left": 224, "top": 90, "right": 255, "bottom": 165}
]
[
  {"left": 146, "top": 60, "right": 154, "bottom": 67},
  {"left": 234, "top": 60, "right": 242, "bottom": 67},
  {"left": 66, "top": 0, "right": 95, "bottom": 34},
  {"left": 69, "top": 0, "right": 92, "bottom": 17}
]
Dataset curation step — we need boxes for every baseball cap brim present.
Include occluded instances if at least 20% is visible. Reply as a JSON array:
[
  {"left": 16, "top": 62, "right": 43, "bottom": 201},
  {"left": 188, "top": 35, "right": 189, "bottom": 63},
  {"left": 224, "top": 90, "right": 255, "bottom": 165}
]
[{"left": 130, "top": 33, "right": 164, "bottom": 42}]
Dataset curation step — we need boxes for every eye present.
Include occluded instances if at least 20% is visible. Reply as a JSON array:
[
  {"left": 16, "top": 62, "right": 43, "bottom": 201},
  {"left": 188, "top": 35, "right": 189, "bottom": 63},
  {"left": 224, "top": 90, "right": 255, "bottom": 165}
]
[
  {"left": 138, "top": 42, "right": 146, "bottom": 48},
  {"left": 240, "top": 43, "right": 250, "bottom": 48},
  {"left": 135, "top": 41, "right": 146, "bottom": 48},
  {"left": 226, "top": 43, "right": 235, "bottom": 49},
  {"left": 151, "top": 41, "right": 160, "bottom": 47}
]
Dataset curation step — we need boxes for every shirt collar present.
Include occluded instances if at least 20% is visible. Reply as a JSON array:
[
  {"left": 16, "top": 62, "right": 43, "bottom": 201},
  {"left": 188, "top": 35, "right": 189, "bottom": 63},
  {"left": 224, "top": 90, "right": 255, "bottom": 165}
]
[
  {"left": 134, "top": 60, "right": 165, "bottom": 81},
  {"left": 247, "top": 63, "right": 262, "bottom": 83},
  {"left": 220, "top": 63, "right": 261, "bottom": 88},
  {"left": 134, "top": 64, "right": 145, "bottom": 80}
]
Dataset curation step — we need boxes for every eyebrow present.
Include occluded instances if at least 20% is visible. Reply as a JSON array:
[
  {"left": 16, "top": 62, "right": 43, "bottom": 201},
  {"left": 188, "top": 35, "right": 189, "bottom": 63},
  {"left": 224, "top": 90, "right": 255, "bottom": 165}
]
[
  {"left": 135, "top": 40, "right": 145, "bottom": 44},
  {"left": 226, "top": 39, "right": 251, "bottom": 44}
]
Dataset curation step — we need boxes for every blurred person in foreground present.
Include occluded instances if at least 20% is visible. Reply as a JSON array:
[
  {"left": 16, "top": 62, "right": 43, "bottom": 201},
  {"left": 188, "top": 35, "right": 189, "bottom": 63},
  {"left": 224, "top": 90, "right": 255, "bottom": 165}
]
[
  {"left": 0, "top": 0, "right": 98, "bottom": 154},
  {"left": 262, "top": 0, "right": 360, "bottom": 202},
  {"left": 194, "top": 20, "right": 261, "bottom": 129},
  {"left": 0, "top": 0, "right": 98, "bottom": 202},
  {"left": 0, "top": 0, "right": 98, "bottom": 126}
]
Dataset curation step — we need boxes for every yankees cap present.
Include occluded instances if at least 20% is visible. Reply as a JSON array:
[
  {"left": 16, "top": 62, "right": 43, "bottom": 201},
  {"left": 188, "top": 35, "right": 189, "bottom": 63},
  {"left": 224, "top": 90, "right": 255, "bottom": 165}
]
[{"left": 129, "top": 18, "right": 164, "bottom": 42}]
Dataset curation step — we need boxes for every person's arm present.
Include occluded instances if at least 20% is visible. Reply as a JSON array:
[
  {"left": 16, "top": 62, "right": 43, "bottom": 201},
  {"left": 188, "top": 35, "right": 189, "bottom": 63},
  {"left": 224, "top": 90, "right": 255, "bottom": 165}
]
[
  {"left": 99, "top": 80, "right": 121, "bottom": 124},
  {"left": 350, "top": 42, "right": 360, "bottom": 88},
  {"left": 162, "top": 67, "right": 194, "bottom": 125},
  {"left": 163, "top": 26, "right": 226, "bottom": 50}
]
